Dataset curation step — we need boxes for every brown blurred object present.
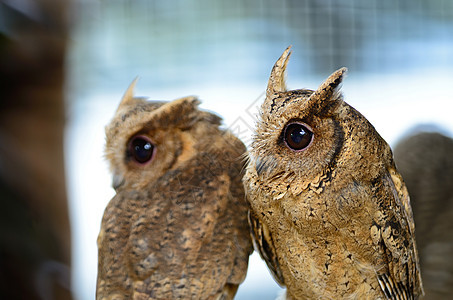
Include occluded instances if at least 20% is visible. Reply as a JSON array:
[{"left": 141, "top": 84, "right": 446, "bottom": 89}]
[
  {"left": 0, "top": 0, "right": 73, "bottom": 299},
  {"left": 394, "top": 130, "right": 453, "bottom": 300}
]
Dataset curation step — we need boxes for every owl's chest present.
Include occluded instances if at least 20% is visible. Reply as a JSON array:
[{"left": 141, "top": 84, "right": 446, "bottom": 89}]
[
  {"left": 275, "top": 180, "right": 375, "bottom": 232},
  {"left": 261, "top": 187, "right": 381, "bottom": 298},
  {"left": 256, "top": 181, "right": 379, "bottom": 264}
]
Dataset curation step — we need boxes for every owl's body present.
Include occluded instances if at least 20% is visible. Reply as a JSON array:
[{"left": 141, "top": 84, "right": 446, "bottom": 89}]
[
  {"left": 243, "top": 47, "right": 423, "bottom": 299},
  {"left": 97, "top": 81, "right": 252, "bottom": 299},
  {"left": 394, "top": 131, "right": 453, "bottom": 299}
]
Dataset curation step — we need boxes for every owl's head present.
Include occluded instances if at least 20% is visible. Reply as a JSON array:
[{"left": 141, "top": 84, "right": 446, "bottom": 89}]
[
  {"left": 249, "top": 47, "right": 391, "bottom": 195},
  {"left": 104, "top": 79, "right": 222, "bottom": 190}
]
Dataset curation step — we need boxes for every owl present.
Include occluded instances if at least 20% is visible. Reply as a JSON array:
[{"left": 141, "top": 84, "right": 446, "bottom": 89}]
[
  {"left": 96, "top": 79, "right": 253, "bottom": 299},
  {"left": 394, "top": 131, "right": 453, "bottom": 300},
  {"left": 243, "top": 47, "right": 424, "bottom": 299}
]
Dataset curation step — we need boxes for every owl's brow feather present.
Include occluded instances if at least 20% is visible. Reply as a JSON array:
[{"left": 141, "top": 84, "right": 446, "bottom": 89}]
[
  {"left": 106, "top": 101, "right": 165, "bottom": 141},
  {"left": 261, "top": 89, "right": 314, "bottom": 121}
]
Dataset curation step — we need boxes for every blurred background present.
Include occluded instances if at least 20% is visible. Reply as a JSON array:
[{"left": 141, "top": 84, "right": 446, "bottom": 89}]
[{"left": 1, "top": 0, "right": 453, "bottom": 299}]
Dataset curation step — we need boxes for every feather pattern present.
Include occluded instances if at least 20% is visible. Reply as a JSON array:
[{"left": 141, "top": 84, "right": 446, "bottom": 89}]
[{"left": 243, "top": 48, "right": 423, "bottom": 299}]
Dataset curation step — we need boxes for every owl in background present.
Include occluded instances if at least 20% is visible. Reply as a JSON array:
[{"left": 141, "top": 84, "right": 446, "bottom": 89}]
[
  {"left": 394, "top": 130, "right": 453, "bottom": 300},
  {"left": 96, "top": 79, "right": 253, "bottom": 299},
  {"left": 243, "top": 47, "right": 423, "bottom": 299}
]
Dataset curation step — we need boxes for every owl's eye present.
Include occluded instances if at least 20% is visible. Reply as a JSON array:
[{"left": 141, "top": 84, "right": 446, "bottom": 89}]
[
  {"left": 127, "top": 135, "right": 155, "bottom": 164},
  {"left": 284, "top": 122, "right": 313, "bottom": 151}
]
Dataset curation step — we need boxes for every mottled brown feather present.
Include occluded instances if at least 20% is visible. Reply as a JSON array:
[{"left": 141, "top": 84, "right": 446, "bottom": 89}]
[
  {"left": 97, "top": 81, "right": 253, "bottom": 299},
  {"left": 248, "top": 210, "right": 285, "bottom": 286},
  {"left": 243, "top": 48, "right": 423, "bottom": 299}
]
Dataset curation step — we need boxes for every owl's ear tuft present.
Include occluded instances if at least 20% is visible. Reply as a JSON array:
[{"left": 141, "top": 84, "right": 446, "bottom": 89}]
[
  {"left": 308, "top": 67, "right": 347, "bottom": 109},
  {"left": 150, "top": 96, "right": 205, "bottom": 129},
  {"left": 117, "top": 77, "right": 139, "bottom": 111},
  {"left": 165, "top": 96, "right": 201, "bottom": 115},
  {"left": 266, "top": 46, "right": 292, "bottom": 99}
]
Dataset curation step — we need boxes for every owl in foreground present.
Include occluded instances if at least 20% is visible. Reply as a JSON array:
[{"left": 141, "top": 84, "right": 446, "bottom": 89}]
[
  {"left": 243, "top": 47, "right": 424, "bottom": 299},
  {"left": 97, "top": 80, "right": 252, "bottom": 299}
]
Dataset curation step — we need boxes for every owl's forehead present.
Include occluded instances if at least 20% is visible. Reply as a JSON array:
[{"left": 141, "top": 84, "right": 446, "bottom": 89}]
[
  {"left": 106, "top": 100, "right": 167, "bottom": 141},
  {"left": 262, "top": 89, "right": 314, "bottom": 120},
  {"left": 117, "top": 100, "right": 166, "bottom": 123}
]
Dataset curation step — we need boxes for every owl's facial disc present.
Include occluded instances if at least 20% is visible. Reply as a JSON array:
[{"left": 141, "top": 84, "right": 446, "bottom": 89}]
[
  {"left": 283, "top": 121, "right": 313, "bottom": 151},
  {"left": 127, "top": 135, "right": 156, "bottom": 165}
]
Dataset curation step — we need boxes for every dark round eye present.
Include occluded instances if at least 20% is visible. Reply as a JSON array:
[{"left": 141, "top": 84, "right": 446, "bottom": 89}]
[
  {"left": 128, "top": 135, "right": 155, "bottom": 164},
  {"left": 284, "top": 122, "right": 313, "bottom": 151}
]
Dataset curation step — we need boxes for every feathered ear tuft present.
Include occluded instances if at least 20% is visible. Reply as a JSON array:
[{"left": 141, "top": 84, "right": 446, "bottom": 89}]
[
  {"left": 266, "top": 46, "right": 292, "bottom": 99},
  {"left": 308, "top": 67, "right": 347, "bottom": 110},
  {"left": 117, "top": 77, "right": 139, "bottom": 111},
  {"left": 148, "top": 96, "right": 205, "bottom": 129}
]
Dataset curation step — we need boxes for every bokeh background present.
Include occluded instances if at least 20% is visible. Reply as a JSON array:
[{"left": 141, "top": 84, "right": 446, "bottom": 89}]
[{"left": 1, "top": 0, "right": 453, "bottom": 299}]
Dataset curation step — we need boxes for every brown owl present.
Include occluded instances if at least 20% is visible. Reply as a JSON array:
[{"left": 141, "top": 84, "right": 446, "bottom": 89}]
[
  {"left": 97, "top": 79, "right": 253, "bottom": 299},
  {"left": 394, "top": 131, "right": 453, "bottom": 300},
  {"left": 243, "top": 47, "right": 424, "bottom": 299}
]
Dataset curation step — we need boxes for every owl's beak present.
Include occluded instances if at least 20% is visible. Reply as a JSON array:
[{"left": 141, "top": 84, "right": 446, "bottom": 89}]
[{"left": 112, "top": 172, "right": 125, "bottom": 190}]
